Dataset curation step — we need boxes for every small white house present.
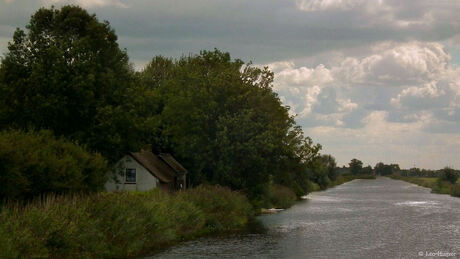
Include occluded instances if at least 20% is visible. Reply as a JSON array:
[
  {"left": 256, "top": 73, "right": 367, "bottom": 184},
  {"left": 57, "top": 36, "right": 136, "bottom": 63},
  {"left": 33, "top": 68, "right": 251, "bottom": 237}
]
[{"left": 105, "top": 149, "right": 187, "bottom": 192}]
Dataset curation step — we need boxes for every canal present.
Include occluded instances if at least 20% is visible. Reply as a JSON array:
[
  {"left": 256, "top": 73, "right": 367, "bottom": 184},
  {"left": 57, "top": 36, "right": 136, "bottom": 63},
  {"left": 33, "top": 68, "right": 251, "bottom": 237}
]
[{"left": 155, "top": 177, "right": 460, "bottom": 258}]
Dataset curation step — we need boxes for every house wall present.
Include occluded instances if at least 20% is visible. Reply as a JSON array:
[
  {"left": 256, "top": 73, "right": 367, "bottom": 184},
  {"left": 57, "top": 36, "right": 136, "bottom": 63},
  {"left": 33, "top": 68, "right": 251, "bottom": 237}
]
[{"left": 105, "top": 155, "right": 160, "bottom": 192}]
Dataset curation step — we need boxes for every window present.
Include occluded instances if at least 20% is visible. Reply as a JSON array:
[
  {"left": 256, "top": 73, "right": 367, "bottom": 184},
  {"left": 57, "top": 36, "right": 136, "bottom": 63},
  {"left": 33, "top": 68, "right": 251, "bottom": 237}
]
[{"left": 125, "top": 169, "right": 136, "bottom": 183}]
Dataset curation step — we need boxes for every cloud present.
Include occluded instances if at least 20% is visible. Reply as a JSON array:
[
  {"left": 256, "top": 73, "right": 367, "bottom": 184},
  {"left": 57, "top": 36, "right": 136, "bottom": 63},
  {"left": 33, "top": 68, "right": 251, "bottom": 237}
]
[
  {"left": 269, "top": 62, "right": 334, "bottom": 89},
  {"left": 263, "top": 39, "right": 460, "bottom": 168},
  {"left": 266, "top": 60, "right": 359, "bottom": 128},
  {"left": 43, "top": 0, "right": 128, "bottom": 8},
  {"left": 332, "top": 42, "right": 451, "bottom": 86},
  {"left": 295, "top": 0, "right": 440, "bottom": 29},
  {"left": 309, "top": 110, "right": 460, "bottom": 169},
  {"left": 296, "top": 0, "right": 366, "bottom": 12},
  {"left": 391, "top": 81, "right": 448, "bottom": 109},
  {"left": 1, "top": 0, "right": 460, "bottom": 66},
  {"left": 267, "top": 41, "right": 457, "bottom": 127}
]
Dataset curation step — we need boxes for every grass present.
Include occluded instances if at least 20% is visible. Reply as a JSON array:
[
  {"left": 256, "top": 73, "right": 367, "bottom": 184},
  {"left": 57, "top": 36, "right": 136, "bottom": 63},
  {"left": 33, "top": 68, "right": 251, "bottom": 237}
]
[
  {"left": 0, "top": 185, "right": 254, "bottom": 258},
  {"left": 389, "top": 175, "right": 460, "bottom": 198}
]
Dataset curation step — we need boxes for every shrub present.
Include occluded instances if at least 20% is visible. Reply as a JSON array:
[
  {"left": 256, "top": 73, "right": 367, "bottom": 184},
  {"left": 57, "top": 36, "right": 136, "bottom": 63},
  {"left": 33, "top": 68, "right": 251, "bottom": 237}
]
[
  {"left": 269, "top": 184, "right": 297, "bottom": 209},
  {"left": 0, "top": 129, "right": 108, "bottom": 200},
  {"left": 439, "top": 167, "right": 458, "bottom": 184},
  {"left": 176, "top": 185, "right": 254, "bottom": 234}
]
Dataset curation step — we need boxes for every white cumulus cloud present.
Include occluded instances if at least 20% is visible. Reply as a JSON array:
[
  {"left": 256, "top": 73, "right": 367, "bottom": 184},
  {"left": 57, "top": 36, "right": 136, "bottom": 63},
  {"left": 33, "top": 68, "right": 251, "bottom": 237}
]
[{"left": 332, "top": 42, "right": 451, "bottom": 86}]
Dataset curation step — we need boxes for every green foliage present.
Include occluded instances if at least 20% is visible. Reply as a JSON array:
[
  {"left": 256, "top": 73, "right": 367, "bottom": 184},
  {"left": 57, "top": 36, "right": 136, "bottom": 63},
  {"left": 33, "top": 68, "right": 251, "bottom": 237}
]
[
  {"left": 321, "top": 154, "right": 338, "bottom": 181},
  {"left": 269, "top": 184, "right": 297, "bottom": 209},
  {"left": 140, "top": 50, "right": 321, "bottom": 202},
  {"left": 0, "top": 5, "right": 347, "bottom": 208},
  {"left": 0, "top": 5, "right": 139, "bottom": 162},
  {"left": 390, "top": 175, "right": 459, "bottom": 197},
  {"left": 439, "top": 167, "right": 458, "bottom": 184},
  {"left": 374, "top": 162, "right": 399, "bottom": 176},
  {"left": 348, "top": 159, "right": 363, "bottom": 175},
  {"left": 0, "top": 129, "right": 108, "bottom": 200},
  {"left": 309, "top": 158, "right": 330, "bottom": 190},
  {"left": 361, "top": 165, "right": 373, "bottom": 175},
  {"left": 0, "top": 185, "right": 253, "bottom": 258},
  {"left": 176, "top": 185, "right": 253, "bottom": 233}
]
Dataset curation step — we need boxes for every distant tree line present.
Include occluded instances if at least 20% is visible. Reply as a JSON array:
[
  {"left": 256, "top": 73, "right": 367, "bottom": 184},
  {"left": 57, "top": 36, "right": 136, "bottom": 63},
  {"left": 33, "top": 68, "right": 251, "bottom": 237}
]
[{"left": 340, "top": 159, "right": 458, "bottom": 184}]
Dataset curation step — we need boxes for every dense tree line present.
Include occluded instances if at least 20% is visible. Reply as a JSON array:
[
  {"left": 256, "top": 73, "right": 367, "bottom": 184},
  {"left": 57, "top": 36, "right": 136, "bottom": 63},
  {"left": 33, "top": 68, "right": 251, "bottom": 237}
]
[
  {"left": 0, "top": 5, "right": 336, "bottom": 203},
  {"left": 4, "top": 6, "right": 453, "bottom": 203}
]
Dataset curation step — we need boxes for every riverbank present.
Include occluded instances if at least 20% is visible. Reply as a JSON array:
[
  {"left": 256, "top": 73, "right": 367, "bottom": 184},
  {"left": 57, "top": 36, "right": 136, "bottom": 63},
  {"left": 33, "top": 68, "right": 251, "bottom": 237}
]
[
  {"left": 155, "top": 177, "right": 460, "bottom": 258},
  {"left": 329, "top": 174, "right": 376, "bottom": 188},
  {"left": 389, "top": 175, "right": 460, "bottom": 197},
  {"left": 0, "top": 185, "right": 254, "bottom": 258},
  {"left": 265, "top": 174, "right": 376, "bottom": 212},
  {"left": 0, "top": 175, "right": 377, "bottom": 258}
]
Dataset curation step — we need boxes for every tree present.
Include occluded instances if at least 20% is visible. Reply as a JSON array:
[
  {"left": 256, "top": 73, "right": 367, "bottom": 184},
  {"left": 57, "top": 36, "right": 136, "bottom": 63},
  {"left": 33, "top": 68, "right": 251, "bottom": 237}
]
[
  {"left": 390, "top": 164, "right": 400, "bottom": 174},
  {"left": 439, "top": 167, "right": 458, "bottom": 184},
  {"left": 0, "top": 129, "right": 107, "bottom": 200},
  {"left": 0, "top": 5, "right": 137, "bottom": 162},
  {"left": 349, "top": 159, "right": 363, "bottom": 175},
  {"left": 140, "top": 50, "right": 321, "bottom": 202},
  {"left": 374, "top": 162, "right": 399, "bottom": 176},
  {"left": 361, "top": 165, "right": 373, "bottom": 175},
  {"left": 320, "top": 154, "right": 337, "bottom": 181},
  {"left": 309, "top": 157, "right": 330, "bottom": 190}
]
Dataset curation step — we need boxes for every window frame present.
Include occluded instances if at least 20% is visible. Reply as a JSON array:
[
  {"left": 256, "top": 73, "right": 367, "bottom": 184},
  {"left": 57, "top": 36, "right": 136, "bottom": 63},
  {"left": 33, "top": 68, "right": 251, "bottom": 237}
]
[{"left": 125, "top": 168, "right": 136, "bottom": 184}]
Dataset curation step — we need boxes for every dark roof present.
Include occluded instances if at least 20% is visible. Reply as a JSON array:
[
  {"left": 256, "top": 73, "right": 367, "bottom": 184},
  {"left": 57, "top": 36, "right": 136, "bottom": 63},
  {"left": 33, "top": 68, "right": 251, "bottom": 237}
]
[
  {"left": 158, "top": 153, "right": 188, "bottom": 175},
  {"left": 129, "top": 151, "right": 176, "bottom": 183}
]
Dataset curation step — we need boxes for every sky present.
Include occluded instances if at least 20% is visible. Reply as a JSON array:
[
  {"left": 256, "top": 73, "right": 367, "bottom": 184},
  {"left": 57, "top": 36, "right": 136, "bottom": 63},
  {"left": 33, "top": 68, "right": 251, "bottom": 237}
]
[{"left": 1, "top": 0, "right": 459, "bottom": 169}]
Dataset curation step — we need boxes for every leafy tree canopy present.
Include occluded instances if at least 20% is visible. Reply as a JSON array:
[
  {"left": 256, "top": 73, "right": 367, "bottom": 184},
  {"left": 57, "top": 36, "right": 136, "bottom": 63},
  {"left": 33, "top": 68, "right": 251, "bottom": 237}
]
[
  {"left": 0, "top": 5, "right": 136, "bottom": 162},
  {"left": 140, "top": 50, "right": 321, "bottom": 201},
  {"left": 349, "top": 158, "right": 363, "bottom": 175},
  {"left": 439, "top": 167, "right": 458, "bottom": 184}
]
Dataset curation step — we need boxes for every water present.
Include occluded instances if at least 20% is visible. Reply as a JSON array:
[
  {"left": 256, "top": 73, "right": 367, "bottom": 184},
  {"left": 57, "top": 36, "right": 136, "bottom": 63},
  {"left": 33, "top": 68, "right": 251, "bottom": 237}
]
[{"left": 154, "top": 177, "right": 460, "bottom": 258}]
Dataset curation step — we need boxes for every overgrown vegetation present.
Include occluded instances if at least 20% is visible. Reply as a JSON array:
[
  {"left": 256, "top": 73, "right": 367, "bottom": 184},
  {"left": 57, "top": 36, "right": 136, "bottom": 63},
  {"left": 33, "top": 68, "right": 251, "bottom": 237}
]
[
  {"left": 0, "top": 129, "right": 107, "bottom": 201},
  {"left": 439, "top": 167, "right": 458, "bottom": 184},
  {"left": 0, "top": 185, "right": 252, "bottom": 258},
  {"left": 268, "top": 173, "right": 376, "bottom": 209},
  {"left": 269, "top": 184, "right": 297, "bottom": 209},
  {"left": 389, "top": 175, "right": 460, "bottom": 198}
]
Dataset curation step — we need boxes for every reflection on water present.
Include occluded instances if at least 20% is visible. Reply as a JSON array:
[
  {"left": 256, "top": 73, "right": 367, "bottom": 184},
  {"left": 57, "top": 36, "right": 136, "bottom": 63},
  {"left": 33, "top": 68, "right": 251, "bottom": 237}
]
[{"left": 153, "top": 177, "right": 460, "bottom": 258}]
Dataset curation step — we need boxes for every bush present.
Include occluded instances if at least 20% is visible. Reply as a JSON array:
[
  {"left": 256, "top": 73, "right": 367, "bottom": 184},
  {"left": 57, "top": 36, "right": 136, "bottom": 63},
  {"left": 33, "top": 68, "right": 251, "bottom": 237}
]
[
  {"left": 176, "top": 185, "right": 254, "bottom": 234},
  {"left": 269, "top": 184, "right": 297, "bottom": 209},
  {"left": 0, "top": 129, "right": 108, "bottom": 200}
]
